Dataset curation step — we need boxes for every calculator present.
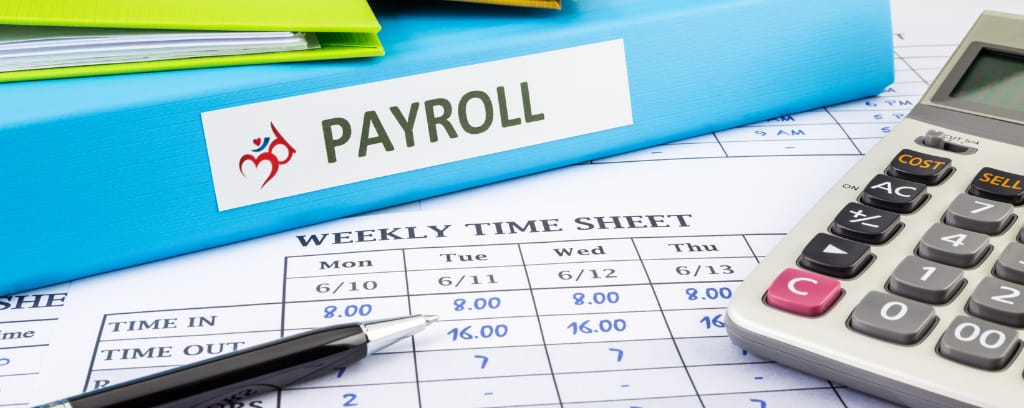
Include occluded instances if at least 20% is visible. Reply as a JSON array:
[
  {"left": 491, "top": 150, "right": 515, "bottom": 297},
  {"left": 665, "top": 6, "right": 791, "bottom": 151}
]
[{"left": 726, "top": 11, "right": 1024, "bottom": 408}]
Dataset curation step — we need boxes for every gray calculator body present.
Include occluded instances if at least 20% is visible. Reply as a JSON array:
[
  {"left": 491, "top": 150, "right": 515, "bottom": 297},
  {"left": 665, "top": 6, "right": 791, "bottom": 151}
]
[{"left": 727, "top": 11, "right": 1024, "bottom": 408}]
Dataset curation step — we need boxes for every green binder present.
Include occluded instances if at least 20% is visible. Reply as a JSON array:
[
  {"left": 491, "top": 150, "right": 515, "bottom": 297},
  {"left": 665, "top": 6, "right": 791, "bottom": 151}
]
[{"left": 0, "top": 0, "right": 382, "bottom": 82}]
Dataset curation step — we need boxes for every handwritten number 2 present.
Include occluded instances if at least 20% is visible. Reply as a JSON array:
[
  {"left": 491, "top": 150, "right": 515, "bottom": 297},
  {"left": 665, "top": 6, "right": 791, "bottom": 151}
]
[{"left": 342, "top": 393, "right": 358, "bottom": 406}]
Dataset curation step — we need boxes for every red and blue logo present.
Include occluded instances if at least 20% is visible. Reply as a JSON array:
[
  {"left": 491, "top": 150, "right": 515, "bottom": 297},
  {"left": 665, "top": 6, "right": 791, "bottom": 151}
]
[{"left": 238, "top": 122, "right": 296, "bottom": 188}]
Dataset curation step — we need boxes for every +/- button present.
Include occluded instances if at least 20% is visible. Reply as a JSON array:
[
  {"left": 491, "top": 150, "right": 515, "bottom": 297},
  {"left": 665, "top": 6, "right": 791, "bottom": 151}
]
[
  {"left": 886, "top": 149, "right": 953, "bottom": 185},
  {"left": 968, "top": 167, "right": 1024, "bottom": 205},
  {"left": 830, "top": 202, "right": 902, "bottom": 244}
]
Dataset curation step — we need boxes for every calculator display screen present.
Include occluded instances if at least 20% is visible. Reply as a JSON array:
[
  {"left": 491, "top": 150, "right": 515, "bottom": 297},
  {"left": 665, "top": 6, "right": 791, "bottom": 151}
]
[{"left": 949, "top": 50, "right": 1024, "bottom": 113}]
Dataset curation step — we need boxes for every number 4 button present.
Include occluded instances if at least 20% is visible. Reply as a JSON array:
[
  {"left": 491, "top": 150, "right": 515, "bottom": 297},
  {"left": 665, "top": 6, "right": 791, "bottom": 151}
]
[{"left": 916, "top": 224, "right": 992, "bottom": 268}]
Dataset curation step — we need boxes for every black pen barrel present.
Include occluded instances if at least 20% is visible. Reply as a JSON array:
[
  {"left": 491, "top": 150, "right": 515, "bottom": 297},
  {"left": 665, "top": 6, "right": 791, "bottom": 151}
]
[{"left": 67, "top": 324, "right": 368, "bottom": 408}]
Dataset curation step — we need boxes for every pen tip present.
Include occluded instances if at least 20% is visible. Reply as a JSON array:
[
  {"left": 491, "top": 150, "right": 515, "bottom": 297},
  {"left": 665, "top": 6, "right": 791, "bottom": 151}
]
[{"left": 424, "top": 314, "right": 440, "bottom": 323}]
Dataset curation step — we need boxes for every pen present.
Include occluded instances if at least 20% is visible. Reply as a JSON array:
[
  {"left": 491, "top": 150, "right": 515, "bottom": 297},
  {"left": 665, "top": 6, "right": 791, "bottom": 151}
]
[{"left": 36, "top": 314, "right": 439, "bottom": 408}]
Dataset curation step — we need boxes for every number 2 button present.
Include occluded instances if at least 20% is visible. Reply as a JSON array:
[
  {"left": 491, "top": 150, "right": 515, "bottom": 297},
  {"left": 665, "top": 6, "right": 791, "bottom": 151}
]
[{"left": 967, "top": 276, "right": 1024, "bottom": 327}]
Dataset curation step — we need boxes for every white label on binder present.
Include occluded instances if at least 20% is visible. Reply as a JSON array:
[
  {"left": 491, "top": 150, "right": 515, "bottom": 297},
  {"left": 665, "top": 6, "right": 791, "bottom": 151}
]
[{"left": 202, "top": 39, "right": 633, "bottom": 211}]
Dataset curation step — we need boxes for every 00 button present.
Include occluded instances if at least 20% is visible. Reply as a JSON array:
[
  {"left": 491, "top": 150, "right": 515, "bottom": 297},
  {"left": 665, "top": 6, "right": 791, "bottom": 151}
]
[{"left": 938, "top": 316, "right": 1019, "bottom": 370}]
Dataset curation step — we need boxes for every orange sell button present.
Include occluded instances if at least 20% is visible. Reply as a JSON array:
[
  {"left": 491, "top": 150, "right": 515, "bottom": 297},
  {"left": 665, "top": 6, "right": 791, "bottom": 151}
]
[
  {"left": 885, "top": 149, "right": 953, "bottom": 185},
  {"left": 969, "top": 167, "right": 1024, "bottom": 205}
]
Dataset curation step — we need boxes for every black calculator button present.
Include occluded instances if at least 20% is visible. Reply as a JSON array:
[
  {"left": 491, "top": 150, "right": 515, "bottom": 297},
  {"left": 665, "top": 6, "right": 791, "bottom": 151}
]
[
  {"left": 885, "top": 149, "right": 953, "bottom": 185},
  {"left": 994, "top": 242, "right": 1024, "bottom": 285},
  {"left": 797, "top": 233, "right": 873, "bottom": 278},
  {"left": 938, "top": 315, "right": 1020, "bottom": 370},
  {"left": 916, "top": 223, "right": 992, "bottom": 268},
  {"left": 859, "top": 174, "right": 928, "bottom": 213},
  {"left": 849, "top": 291, "right": 936, "bottom": 344},
  {"left": 967, "top": 276, "right": 1024, "bottom": 327},
  {"left": 968, "top": 167, "right": 1024, "bottom": 205},
  {"left": 944, "top": 193, "right": 1016, "bottom": 235},
  {"left": 887, "top": 256, "right": 964, "bottom": 304},
  {"left": 830, "top": 202, "right": 901, "bottom": 244}
]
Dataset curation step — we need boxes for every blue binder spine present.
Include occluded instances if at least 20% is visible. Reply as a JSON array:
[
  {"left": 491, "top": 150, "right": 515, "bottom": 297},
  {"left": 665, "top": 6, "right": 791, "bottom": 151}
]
[{"left": 0, "top": 0, "right": 894, "bottom": 294}]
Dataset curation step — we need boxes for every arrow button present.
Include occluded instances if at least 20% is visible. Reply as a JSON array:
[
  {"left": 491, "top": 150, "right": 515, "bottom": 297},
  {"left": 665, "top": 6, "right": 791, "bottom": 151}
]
[
  {"left": 798, "top": 233, "right": 873, "bottom": 278},
  {"left": 823, "top": 244, "right": 848, "bottom": 255}
]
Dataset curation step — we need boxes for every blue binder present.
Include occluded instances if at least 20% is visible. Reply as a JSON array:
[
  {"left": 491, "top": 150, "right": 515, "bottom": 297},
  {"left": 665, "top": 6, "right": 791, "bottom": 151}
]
[{"left": 0, "top": 0, "right": 894, "bottom": 295}]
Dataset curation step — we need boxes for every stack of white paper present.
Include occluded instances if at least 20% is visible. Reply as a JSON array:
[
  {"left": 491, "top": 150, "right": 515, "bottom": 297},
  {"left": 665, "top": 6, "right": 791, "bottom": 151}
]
[{"left": 0, "top": 26, "right": 318, "bottom": 72}]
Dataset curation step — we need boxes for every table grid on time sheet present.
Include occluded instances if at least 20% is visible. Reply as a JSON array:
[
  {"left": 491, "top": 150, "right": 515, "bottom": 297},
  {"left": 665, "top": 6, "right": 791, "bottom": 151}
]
[
  {"left": 596, "top": 44, "right": 954, "bottom": 163},
  {"left": 83, "top": 233, "right": 884, "bottom": 408}
]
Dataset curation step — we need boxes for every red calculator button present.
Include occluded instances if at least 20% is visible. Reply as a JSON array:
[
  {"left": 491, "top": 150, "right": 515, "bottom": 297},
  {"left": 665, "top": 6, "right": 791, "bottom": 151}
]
[{"left": 765, "top": 268, "right": 842, "bottom": 316}]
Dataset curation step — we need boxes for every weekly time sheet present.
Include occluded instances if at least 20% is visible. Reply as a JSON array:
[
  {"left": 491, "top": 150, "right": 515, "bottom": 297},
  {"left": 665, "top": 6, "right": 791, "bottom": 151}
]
[
  {"left": 6, "top": 207, "right": 887, "bottom": 408},
  {"left": 5, "top": 1, "right": 1024, "bottom": 407}
]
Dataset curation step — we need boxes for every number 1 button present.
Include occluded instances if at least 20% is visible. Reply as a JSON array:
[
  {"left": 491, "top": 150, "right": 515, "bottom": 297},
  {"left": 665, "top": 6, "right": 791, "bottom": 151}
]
[{"left": 765, "top": 268, "right": 842, "bottom": 317}]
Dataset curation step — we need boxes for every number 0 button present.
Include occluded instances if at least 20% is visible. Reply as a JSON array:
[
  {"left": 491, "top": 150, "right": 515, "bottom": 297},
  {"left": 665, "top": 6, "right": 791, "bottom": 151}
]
[
  {"left": 938, "top": 315, "right": 1020, "bottom": 370},
  {"left": 849, "top": 291, "right": 936, "bottom": 344}
]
